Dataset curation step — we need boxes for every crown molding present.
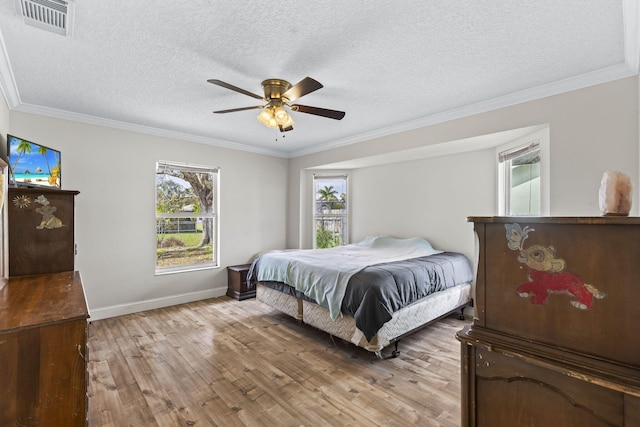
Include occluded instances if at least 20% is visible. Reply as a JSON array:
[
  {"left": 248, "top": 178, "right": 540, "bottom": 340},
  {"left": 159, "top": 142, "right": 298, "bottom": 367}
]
[
  {"left": 0, "top": 28, "right": 20, "bottom": 109},
  {"left": 624, "top": 0, "right": 640, "bottom": 73},
  {"left": 288, "top": 62, "right": 636, "bottom": 158},
  {"left": 11, "top": 102, "right": 290, "bottom": 158},
  {"left": 7, "top": 61, "right": 636, "bottom": 161}
]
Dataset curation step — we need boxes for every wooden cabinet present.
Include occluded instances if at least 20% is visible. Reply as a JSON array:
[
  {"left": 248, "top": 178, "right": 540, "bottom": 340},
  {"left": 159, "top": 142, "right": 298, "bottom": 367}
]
[
  {"left": 458, "top": 217, "right": 640, "bottom": 426},
  {"left": 6, "top": 187, "right": 79, "bottom": 277},
  {"left": 0, "top": 271, "right": 89, "bottom": 426},
  {"left": 0, "top": 186, "right": 88, "bottom": 425},
  {"left": 227, "top": 264, "right": 255, "bottom": 300}
]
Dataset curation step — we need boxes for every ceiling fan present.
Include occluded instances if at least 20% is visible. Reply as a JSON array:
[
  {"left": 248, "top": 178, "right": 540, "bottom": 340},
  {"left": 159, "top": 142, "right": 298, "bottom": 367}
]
[{"left": 208, "top": 77, "right": 345, "bottom": 132}]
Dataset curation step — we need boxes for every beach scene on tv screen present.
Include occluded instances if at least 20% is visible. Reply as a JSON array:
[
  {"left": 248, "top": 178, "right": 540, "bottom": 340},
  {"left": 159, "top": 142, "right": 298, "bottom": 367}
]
[{"left": 9, "top": 136, "right": 61, "bottom": 188}]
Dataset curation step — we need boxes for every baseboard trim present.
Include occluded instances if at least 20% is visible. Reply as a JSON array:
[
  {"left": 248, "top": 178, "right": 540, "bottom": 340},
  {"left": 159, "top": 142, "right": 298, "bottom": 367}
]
[{"left": 88, "top": 287, "right": 227, "bottom": 321}]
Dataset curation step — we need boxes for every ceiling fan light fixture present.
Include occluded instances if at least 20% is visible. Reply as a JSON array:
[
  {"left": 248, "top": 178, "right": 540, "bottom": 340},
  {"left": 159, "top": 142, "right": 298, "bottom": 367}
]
[
  {"left": 257, "top": 102, "right": 293, "bottom": 130},
  {"left": 257, "top": 107, "right": 278, "bottom": 129},
  {"left": 274, "top": 106, "right": 289, "bottom": 125},
  {"left": 282, "top": 113, "right": 294, "bottom": 129}
]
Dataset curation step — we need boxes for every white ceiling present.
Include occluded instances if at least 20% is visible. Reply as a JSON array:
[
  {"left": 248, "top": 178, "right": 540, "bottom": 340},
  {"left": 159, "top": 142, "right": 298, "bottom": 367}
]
[{"left": 0, "top": 1, "right": 637, "bottom": 158}]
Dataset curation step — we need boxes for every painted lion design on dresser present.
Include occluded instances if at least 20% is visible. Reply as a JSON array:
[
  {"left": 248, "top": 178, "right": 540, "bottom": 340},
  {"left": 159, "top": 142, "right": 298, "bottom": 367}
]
[
  {"left": 34, "top": 195, "right": 64, "bottom": 229},
  {"left": 505, "top": 224, "right": 605, "bottom": 309}
]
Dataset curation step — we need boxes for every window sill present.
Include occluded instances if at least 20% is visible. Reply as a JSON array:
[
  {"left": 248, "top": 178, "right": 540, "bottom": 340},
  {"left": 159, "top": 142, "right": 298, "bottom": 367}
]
[{"left": 155, "top": 264, "right": 219, "bottom": 276}]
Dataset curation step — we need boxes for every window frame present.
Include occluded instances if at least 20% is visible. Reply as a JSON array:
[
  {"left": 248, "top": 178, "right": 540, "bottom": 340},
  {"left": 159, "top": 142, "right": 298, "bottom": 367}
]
[
  {"left": 155, "top": 160, "right": 219, "bottom": 275},
  {"left": 498, "top": 141, "right": 541, "bottom": 216},
  {"left": 312, "top": 174, "right": 349, "bottom": 249}
]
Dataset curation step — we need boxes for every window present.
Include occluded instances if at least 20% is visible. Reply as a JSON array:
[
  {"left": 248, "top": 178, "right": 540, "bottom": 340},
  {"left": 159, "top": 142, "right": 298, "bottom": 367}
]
[
  {"left": 314, "top": 174, "right": 348, "bottom": 248},
  {"left": 499, "top": 142, "right": 540, "bottom": 216},
  {"left": 156, "top": 161, "right": 218, "bottom": 273}
]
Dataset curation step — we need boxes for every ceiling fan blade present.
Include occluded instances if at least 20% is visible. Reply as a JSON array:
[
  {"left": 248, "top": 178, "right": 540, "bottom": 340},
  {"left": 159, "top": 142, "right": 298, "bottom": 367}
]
[
  {"left": 208, "top": 79, "right": 264, "bottom": 100},
  {"left": 290, "top": 104, "right": 346, "bottom": 120},
  {"left": 213, "top": 106, "right": 263, "bottom": 114},
  {"left": 282, "top": 77, "right": 323, "bottom": 102}
]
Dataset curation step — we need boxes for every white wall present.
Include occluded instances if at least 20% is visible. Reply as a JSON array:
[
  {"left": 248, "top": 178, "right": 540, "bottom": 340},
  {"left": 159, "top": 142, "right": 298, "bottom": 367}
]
[
  {"left": 348, "top": 149, "right": 495, "bottom": 262},
  {"left": 289, "top": 77, "right": 640, "bottom": 263},
  {"left": 8, "top": 111, "right": 288, "bottom": 319}
]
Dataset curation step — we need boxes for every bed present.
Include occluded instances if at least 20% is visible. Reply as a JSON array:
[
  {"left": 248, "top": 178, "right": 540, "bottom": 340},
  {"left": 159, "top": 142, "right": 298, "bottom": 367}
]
[{"left": 247, "top": 236, "right": 474, "bottom": 358}]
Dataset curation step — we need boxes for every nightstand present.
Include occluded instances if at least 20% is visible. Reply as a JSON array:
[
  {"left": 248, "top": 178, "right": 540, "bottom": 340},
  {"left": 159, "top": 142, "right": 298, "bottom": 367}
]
[{"left": 226, "top": 264, "right": 255, "bottom": 300}]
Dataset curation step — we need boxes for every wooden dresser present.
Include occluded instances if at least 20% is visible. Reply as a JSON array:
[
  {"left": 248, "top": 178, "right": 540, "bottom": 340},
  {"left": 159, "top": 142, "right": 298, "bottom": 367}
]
[
  {"left": 0, "top": 186, "right": 88, "bottom": 425},
  {"left": 458, "top": 217, "right": 640, "bottom": 426},
  {"left": 0, "top": 271, "right": 89, "bottom": 426}
]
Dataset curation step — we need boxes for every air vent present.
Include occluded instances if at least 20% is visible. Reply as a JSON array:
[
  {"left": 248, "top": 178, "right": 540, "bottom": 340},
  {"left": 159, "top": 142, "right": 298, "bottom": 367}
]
[{"left": 13, "top": 0, "right": 75, "bottom": 36}]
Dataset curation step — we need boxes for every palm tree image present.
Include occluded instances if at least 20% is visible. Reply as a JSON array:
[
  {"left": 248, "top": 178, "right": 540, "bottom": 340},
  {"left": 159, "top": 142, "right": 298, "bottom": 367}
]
[
  {"left": 10, "top": 138, "right": 32, "bottom": 173},
  {"left": 8, "top": 136, "right": 62, "bottom": 187},
  {"left": 38, "top": 146, "right": 51, "bottom": 176},
  {"left": 38, "top": 146, "right": 61, "bottom": 187}
]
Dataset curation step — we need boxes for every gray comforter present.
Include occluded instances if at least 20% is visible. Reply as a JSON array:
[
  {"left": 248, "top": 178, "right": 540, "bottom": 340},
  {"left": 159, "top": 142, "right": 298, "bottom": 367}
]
[{"left": 342, "top": 252, "right": 473, "bottom": 340}]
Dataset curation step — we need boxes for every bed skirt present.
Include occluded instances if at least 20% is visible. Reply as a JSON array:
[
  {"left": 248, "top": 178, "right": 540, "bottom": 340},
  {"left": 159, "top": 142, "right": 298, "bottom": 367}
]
[
  {"left": 256, "top": 282, "right": 471, "bottom": 354},
  {"left": 256, "top": 282, "right": 303, "bottom": 320}
]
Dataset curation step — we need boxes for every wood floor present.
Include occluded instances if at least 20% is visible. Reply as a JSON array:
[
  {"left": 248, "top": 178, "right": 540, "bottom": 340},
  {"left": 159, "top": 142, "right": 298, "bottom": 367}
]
[{"left": 87, "top": 296, "right": 469, "bottom": 427}]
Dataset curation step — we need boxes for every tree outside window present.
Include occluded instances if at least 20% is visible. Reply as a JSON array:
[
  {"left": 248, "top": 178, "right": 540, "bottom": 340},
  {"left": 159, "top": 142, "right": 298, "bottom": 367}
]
[
  {"left": 314, "top": 175, "right": 348, "bottom": 248},
  {"left": 156, "top": 161, "right": 218, "bottom": 273}
]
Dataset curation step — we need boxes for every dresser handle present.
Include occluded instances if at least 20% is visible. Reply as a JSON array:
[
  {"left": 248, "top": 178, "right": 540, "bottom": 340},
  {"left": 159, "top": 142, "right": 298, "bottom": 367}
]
[{"left": 77, "top": 344, "right": 86, "bottom": 360}]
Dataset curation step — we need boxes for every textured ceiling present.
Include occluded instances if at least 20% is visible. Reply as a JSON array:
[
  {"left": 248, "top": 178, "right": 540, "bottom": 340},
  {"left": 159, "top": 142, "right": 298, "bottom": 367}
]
[{"left": 0, "top": 1, "right": 637, "bottom": 158}]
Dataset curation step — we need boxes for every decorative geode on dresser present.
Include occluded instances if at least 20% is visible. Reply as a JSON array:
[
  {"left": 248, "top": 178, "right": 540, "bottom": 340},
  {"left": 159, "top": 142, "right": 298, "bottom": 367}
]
[{"left": 598, "top": 170, "right": 632, "bottom": 216}]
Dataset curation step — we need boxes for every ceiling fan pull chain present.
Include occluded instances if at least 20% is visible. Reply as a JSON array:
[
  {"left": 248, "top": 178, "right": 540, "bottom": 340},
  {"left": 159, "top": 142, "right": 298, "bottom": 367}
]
[{"left": 274, "top": 128, "right": 287, "bottom": 142}]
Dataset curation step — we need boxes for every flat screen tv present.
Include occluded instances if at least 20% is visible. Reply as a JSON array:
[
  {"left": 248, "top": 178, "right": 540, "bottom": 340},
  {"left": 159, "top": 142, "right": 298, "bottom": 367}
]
[{"left": 7, "top": 134, "right": 61, "bottom": 189}]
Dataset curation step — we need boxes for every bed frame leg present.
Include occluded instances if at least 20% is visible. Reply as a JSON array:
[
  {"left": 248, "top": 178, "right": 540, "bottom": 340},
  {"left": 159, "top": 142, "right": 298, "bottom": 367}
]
[
  {"left": 375, "top": 341, "right": 401, "bottom": 360},
  {"left": 459, "top": 306, "right": 466, "bottom": 320},
  {"left": 391, "top": 341, "right": 400, "bottom": 358}
]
